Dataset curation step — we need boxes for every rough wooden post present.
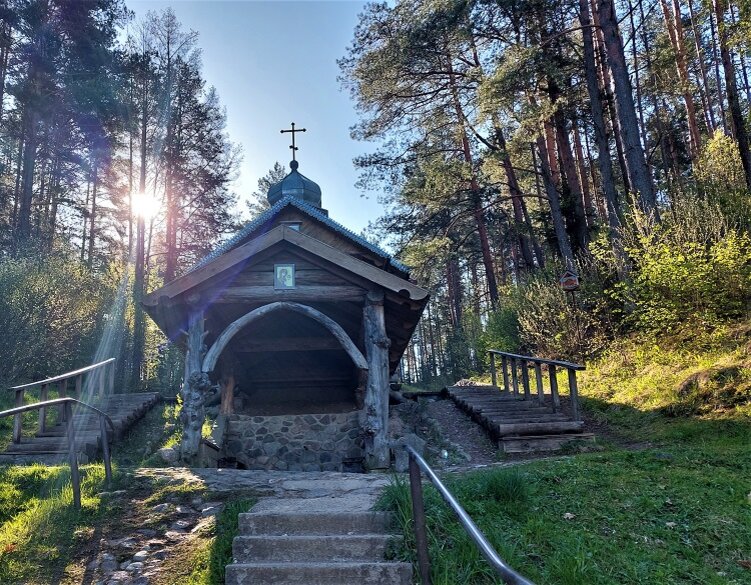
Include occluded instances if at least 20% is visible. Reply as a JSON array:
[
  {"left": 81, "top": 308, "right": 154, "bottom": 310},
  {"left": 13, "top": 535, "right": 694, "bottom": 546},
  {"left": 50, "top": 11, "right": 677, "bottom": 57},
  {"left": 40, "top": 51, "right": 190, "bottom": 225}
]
[
  {"left": 13, "top": 389, "right": 24, "bottom": 444},
  {"left": 510, "top": 358, "right": 519, "bottom": 397},
  {"left": 501, "top": 355, "right": 510, "bottom": 393},
  {"left": 549, "top": 365, "right": 560, "bottom": 412},
  {"left": 219, "top": 371, "right": 235, "bottom": 416},
  {"left": 363, "top": 290, "right": 390, "bottom": 470},
  {"left": 490, "top": 352, "right": 497, "bottom": 388},
  {"left": 98, "top": 365, "right": 106, "bottom": 398},
  {"left": 521, "top": 362, "right": 531, "bottom": 400},
  {"left": 74, "top": 374, "right": 82, "bottom": 401},
  {"left": 108, "top": 361, "right": 115, "bottom": 395},
  {"left": 534, "top": 363, "right": 545, "bottom": 406},
  {"left": 58, "top": 379, "right": 68, "bottom": 423},
  {"left": 568, "top": 368, "right": 581, "bottom": 421},
  {"left": 180, "top": 306, "right": 209, "bottom": 464},
  {"left": 38, "top": 384, "right": 48, "bottom": 434},
  {"left": 65, "top": 401, "right": 81, "bottom": 509}
]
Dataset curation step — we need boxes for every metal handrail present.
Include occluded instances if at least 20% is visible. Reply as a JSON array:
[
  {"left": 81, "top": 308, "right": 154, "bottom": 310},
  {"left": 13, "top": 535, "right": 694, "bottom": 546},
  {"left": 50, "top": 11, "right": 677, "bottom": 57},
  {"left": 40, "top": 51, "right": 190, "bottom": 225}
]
[
  {"left": 9, "top": 358, "right": 116, "bottom": 390},
  {"left": 404, "top": 445, "right": 536, "bottom": 585},
  {"left": 0, "top": 397, "right": 114, "bottom": 508}
]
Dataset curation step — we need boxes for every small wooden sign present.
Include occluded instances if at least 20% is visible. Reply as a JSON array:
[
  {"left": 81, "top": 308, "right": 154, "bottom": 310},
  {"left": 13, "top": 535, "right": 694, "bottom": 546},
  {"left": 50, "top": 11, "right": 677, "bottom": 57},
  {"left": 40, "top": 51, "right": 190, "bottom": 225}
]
[{"left": 559, "top": 270, "right": 580, "bottom": 291}]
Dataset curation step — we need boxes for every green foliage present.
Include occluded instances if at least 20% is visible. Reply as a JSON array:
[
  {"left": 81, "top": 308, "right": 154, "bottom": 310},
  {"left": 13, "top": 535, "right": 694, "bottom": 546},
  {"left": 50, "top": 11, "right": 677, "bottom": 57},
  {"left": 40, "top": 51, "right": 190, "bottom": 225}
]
[
  {"left": 181, "top": 498, "right": 255, "bottom": 585},
  {"left": 0, "top": 254, "right": 116, "bottom": 386},
  {"left": 619, "top": 219, "right": 751, "bottom": 333},
  {"left": 0, "top": 464, "right": 109, "bottom": 583},
  {"left": 695, "top": 131, "right": 751, "bottom": 225}
]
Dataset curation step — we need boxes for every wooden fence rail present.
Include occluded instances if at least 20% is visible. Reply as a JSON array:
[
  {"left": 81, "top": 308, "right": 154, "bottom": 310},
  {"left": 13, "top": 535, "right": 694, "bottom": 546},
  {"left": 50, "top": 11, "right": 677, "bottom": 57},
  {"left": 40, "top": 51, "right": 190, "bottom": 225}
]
[
  {"left": 0, "top": 397, "right": 114, "bottom": 509},
  {"left": 488, "top": 350, "right": 585, "bottom": 421},
  {"left": 8, "top": 358, "right": 115, "bottom": 444}
]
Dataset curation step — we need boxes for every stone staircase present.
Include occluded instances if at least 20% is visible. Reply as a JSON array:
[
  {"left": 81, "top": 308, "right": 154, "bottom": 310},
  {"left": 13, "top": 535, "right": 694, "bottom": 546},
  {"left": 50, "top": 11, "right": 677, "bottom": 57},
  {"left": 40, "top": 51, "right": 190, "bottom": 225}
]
[
  {"left": 447, "top": 384, "right": 593, "bottom": 453},
  {"left": 0, "top": 392, "right": 160, "bottom": 464},
  {"left": 225, "top": 498, "right": 412, "bottom": 585}
]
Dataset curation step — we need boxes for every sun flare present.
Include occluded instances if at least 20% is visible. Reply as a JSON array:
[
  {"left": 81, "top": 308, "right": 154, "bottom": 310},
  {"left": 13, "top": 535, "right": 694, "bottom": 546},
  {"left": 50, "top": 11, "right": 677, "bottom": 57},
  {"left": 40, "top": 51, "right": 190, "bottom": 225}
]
[{"left": 132, "top": 192, "right": 159, "bottom": 219}]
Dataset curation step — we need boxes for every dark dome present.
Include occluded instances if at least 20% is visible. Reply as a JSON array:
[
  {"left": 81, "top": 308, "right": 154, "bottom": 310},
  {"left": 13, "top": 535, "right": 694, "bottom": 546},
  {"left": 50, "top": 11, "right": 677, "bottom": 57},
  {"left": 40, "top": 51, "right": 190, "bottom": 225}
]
[{"left": 267, "top": 160, "right": 322, "bottom": 208}]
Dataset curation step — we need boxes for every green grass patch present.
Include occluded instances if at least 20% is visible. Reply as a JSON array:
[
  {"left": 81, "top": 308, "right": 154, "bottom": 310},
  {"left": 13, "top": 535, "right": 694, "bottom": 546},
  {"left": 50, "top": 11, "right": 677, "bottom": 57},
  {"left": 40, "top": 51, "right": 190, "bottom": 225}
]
[
  {"left": 382, "top": 442, "right": 751, "bottom": 584},
  {"left": 0, "top": 463, "right": 111, "bottom": 584},
  {"left": 179, "top": 499, "right": 255, "bottom": 585}
]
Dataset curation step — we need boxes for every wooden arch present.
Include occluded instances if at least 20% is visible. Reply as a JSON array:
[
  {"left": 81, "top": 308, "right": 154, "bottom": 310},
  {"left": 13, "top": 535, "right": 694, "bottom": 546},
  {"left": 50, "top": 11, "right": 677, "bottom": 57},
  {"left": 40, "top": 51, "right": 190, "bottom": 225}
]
[{"left": 201, "top": 301, "right": 369, "bottom": 373}]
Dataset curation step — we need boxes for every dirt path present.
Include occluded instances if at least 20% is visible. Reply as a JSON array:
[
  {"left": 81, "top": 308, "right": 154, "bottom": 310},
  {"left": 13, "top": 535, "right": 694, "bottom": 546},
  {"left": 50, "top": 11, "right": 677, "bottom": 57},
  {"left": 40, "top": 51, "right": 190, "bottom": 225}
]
[{"left": 426, "top": 399, "right": 500, "bottom": 466}]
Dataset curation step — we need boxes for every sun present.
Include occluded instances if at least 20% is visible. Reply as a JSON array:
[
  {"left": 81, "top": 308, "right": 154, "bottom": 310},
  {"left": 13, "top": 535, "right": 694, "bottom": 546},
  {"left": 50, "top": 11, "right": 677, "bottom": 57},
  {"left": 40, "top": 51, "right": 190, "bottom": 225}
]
[{"left": 132, "top": 192, "right": 160, "bottom": 219}]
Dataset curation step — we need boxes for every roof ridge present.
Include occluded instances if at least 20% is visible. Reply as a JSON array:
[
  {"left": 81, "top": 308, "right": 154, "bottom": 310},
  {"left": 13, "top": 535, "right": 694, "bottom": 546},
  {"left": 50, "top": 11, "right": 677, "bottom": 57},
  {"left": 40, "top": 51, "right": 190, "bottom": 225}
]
[{"left": 186, "top": 195, "right": 409, "bottom": 275}]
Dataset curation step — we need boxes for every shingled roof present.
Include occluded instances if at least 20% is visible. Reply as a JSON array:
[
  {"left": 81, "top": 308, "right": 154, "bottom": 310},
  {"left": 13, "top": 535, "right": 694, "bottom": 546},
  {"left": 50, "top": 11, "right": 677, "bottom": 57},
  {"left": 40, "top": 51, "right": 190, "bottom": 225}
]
[{"left": 189, "top": 194, "right": 409, "bottom": 275}]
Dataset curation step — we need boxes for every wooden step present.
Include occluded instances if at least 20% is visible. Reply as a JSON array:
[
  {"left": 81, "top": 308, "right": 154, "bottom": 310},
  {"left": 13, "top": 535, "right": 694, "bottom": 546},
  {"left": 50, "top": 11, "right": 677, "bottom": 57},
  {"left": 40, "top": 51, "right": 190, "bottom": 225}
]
[
  {"left": 501, "top": 433, "right": 595, "bottom": 453},
  {"left": 494, "top": 420, "right": 584, "bottom": 436}
]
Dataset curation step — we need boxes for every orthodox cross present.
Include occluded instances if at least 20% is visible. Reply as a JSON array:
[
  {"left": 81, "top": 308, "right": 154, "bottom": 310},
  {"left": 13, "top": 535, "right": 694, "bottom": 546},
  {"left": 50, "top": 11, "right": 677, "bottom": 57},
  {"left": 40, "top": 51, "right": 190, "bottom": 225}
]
[{"left": 280, "top": 122, "right": 307, "bottom": 161}]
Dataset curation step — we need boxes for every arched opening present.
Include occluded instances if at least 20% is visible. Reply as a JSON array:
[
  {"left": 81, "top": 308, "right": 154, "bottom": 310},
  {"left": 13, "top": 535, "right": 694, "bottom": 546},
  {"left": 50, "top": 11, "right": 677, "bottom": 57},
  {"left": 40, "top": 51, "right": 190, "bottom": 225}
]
[{"left": 204, "top": 302, "right": 367, "bottom": 416}]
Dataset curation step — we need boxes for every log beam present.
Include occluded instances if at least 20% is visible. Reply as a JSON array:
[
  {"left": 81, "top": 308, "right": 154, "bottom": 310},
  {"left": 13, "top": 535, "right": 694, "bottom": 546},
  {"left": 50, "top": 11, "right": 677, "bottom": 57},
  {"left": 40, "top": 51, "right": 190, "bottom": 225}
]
[
  {"left": 362, "top": 290, "right": 391, "bottom": 470},
  {"left": 179, "top": 307, "right": 210, "bottom": 464}
]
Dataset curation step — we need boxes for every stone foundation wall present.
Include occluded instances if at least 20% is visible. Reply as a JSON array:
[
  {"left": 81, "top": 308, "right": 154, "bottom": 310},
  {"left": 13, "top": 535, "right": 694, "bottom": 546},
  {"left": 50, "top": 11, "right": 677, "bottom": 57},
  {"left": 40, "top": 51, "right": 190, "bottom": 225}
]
[{"left": 223, "top": 411, "right": 363, "bottom": 472}]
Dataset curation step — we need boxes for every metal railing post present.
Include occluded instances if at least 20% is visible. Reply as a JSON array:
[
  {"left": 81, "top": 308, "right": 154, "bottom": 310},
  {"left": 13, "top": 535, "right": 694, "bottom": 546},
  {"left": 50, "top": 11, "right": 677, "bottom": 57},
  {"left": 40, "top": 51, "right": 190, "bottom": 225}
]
[
  {"left": 409, "top": 453, "right": 432, "bottom": 585},
  {"left": 108, "top": 361, "right": 115, "bottom": 395},
  {"left": 64, "top": 401, "right": 81, "bottom": 509}
]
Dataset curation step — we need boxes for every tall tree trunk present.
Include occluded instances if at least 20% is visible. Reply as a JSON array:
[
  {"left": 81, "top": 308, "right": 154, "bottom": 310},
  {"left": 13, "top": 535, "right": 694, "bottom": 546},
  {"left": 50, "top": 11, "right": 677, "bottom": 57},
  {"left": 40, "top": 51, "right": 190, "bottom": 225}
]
[
  {"left": 713, "top": 0, "right": 751, "bottom": 189},
  {"left": 17, "top": 107, "right": 38, "bottom": 246},
  {"left": 687, "top": 0, "right": 717, "bottom": 133},
  {"left": 491, "top": 120, "right": 540, "bottom": 268},
  {"left": 536, "top": 136, "right": 575, "bottom": 267},
  {"left": 660, "top": 0, "right": 702, "bottom": 159},
  {"left": 596, "top": 0, "right": 657, "bottom": 217},
  {"left": 87, "top": 159, "right": 98, "bottom": 269},
  {"left": 709, "top": 4, "right": 729, "bottom": 133},
  {"left": 580, "top": 0, "right": 624, "bottom": 268}
]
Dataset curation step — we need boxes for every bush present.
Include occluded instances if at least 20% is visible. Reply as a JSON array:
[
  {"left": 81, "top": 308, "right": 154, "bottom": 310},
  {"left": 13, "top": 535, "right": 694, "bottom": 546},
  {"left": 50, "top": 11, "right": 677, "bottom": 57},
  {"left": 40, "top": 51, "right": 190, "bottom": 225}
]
[
  {"left": 0, "top": 254, "right": 115, "bottom": 386},
  {"left": 619, "top": 210, "right": 751, "bottom": 332}
]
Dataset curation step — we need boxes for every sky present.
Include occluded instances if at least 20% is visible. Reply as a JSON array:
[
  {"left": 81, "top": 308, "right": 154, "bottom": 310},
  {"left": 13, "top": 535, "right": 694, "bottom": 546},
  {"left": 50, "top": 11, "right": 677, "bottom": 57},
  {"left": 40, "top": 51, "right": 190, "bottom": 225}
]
[{"left": 128, "top": 0, "right": 381, "bottom": 234}]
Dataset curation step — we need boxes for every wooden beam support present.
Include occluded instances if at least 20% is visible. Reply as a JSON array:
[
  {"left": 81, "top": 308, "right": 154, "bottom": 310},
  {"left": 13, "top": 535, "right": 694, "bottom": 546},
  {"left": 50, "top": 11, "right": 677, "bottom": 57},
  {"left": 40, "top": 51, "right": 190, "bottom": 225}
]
[
  {"left": 179, "top": 307, "right": 210, "bottom": 464},
  {"left": 216, "top": 285, "right": 366, "bottom": 303},
  {"left": 362, "top": 290, "right": 390, "bottom": 470}
]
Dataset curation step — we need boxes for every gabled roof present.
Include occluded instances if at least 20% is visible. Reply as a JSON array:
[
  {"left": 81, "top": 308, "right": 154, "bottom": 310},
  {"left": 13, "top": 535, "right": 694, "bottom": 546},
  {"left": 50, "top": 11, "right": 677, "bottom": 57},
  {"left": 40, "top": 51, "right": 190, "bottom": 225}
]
[
  {"left": 144, "top": 224, "right": 428, "bottom": 307},
  {"left": 189, "top": 194, "right": 409, "bottom": 275}
]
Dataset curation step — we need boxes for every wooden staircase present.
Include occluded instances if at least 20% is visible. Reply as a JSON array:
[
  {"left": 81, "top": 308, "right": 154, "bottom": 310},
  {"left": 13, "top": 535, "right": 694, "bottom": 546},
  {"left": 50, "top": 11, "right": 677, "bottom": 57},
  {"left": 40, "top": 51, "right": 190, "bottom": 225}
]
[
  {"left": 0, "top": 392, "right": 159, "bottom": 464},
  {"left": 447, "top": 385, "right": 593, "bottom": 452}
]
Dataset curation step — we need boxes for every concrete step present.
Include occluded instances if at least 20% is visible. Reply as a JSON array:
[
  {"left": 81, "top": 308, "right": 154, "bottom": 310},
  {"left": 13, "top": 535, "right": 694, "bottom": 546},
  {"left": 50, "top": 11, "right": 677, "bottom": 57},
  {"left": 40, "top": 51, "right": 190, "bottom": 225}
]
[
  {"left": 225, "top": 561, "right": 413, "bottom": 585},
  {"left": 239, "top": 511, "right": 392, "bottom": 536},
  {"left": 233, "top": 534, "right": 392, "bottom": 563}
]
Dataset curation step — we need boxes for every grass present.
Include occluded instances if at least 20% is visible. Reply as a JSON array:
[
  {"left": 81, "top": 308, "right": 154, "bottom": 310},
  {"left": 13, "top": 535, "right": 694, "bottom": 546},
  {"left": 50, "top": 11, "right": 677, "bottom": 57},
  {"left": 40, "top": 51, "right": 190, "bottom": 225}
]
[
  {"left": 0, "top": 463, "right": 111, "bottom": 584},
  {"left": 179, "top": 499, "right": 255, "bottom": 585},
  {"left": 383, "top": 326, "right": 751, "bottom": 584}
]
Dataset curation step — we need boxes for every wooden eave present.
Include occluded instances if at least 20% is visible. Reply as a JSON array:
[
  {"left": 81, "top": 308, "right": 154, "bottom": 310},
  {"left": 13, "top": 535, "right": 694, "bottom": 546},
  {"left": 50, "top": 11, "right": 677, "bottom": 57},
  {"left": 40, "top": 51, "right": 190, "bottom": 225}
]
[{"left": 143, "top": 224, "right": 429, "bottom": 309}]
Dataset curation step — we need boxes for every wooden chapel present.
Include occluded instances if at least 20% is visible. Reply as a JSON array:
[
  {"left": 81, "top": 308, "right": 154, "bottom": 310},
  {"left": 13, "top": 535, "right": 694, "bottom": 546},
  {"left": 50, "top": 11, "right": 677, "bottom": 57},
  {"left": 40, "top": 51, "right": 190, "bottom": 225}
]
[{"left": 143, "top": 141, "right": 428, "bottom": 471}]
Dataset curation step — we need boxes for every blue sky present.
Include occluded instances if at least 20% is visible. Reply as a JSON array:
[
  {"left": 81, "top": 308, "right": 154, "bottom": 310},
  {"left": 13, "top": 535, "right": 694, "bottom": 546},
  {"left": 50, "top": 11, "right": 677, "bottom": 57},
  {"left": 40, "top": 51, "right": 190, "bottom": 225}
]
[{"left": 128, "top": 0, "right": 381, "bottom": 234}]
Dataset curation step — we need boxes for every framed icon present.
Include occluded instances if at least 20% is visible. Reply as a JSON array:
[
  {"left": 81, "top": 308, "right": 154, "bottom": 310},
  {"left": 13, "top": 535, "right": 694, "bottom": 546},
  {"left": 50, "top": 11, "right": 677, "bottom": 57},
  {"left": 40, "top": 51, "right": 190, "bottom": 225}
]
[{"left": 274, "top": 263, "right": 295, "bottom": 289}]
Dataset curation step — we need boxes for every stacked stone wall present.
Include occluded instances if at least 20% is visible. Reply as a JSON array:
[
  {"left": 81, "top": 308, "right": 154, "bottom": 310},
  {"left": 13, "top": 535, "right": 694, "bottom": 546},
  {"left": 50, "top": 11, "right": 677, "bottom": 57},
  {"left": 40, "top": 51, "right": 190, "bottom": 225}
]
[{"left": 224, "top": 411, "right": 363, "bottom": 472}]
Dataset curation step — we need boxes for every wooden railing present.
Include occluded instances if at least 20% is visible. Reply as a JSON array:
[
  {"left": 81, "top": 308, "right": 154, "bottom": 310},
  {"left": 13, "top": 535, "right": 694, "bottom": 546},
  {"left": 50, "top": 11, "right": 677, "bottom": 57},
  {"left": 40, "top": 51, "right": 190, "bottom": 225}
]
[
  {"left": 488, "top": 350, "right": 585, "bottom": 421},
  {"left": 8, "top": 358, "right": 116, "bottom": 444},
  {"left": 0, "top": 398, "right": 114, "bottom": 509}
]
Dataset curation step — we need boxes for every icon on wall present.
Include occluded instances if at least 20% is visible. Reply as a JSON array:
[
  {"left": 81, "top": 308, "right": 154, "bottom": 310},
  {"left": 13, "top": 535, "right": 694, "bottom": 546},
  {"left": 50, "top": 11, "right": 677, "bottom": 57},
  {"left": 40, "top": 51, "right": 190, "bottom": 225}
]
[{"left": 274, "top": 263, "right": 296, "bottom": 289}]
